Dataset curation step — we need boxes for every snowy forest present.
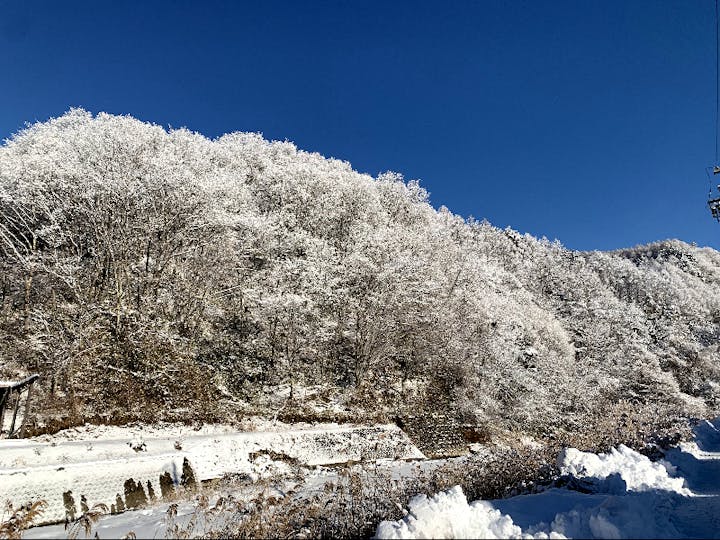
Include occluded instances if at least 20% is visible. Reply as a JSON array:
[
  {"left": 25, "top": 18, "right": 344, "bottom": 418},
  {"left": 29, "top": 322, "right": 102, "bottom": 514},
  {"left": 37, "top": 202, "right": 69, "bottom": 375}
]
[{"left": 1, "top": 109, "right": 719, "bottom": 445}]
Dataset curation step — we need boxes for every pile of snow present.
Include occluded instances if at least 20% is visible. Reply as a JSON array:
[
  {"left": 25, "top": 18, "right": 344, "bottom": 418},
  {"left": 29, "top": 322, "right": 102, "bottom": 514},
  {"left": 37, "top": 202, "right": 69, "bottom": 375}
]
[
  {"left": 559, "top": 444, "right": 690, "bottom": 495},
  {"left": 375, "top": 486, "right": 563, "bottom": 540},
  {"left": 378, "top": 420, "right": 720, "bottom": 539}
]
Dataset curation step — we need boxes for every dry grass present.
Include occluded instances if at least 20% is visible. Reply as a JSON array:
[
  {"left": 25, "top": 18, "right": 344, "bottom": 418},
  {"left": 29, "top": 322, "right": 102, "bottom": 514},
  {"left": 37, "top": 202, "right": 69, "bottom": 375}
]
[
  {"left": 0, "top": 500, "right": 47, "bottom": 540},
  {"left": 545, "top": 399, "right": 693, "bottom": 454},
  {"left": 161, "top": 443, "right": 556, "bottom": 540},
  {"left": 64, "top": 503, "right": 108, "bottom": 540}
]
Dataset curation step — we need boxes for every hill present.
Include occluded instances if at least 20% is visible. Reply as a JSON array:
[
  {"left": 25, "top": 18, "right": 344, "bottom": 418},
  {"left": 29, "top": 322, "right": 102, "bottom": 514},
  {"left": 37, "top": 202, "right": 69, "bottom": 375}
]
[{"left": 1, "top": 109, "right": 718, "bottom": 448}]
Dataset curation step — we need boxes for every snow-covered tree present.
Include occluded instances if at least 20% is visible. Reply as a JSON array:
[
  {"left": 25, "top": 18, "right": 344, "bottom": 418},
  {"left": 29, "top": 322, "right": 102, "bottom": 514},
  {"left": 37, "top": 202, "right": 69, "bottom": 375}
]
[{"left": 0, "top": 109, "right": 718, "bottom": 437}]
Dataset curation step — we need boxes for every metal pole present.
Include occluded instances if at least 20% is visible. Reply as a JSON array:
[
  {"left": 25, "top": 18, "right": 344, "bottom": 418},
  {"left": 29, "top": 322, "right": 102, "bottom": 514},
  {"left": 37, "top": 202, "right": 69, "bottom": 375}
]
[{"left": 715, "top": 0, "right": 720, "bottom": 165}]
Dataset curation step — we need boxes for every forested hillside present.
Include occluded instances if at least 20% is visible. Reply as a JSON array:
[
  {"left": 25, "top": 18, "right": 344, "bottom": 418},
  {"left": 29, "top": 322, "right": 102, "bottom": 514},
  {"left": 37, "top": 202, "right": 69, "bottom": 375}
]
[{"left": 1, "top": 110, "right": 718, "bottom": 443}]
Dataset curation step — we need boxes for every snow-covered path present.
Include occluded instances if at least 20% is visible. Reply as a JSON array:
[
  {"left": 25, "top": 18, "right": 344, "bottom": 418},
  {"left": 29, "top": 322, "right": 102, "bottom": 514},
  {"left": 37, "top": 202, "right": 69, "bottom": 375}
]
[
  {"left": 377, "top": 419, "right": 720, "bottom": 539},
  {"left": 663, "top": 419, "right": 720, "bottom": 496}
]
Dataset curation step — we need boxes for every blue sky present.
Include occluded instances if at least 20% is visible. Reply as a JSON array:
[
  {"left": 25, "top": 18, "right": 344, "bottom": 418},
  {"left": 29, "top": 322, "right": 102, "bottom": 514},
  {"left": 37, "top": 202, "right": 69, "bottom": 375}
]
[{"left": 0, "top": 0, "right": 717, "bottom": 250}]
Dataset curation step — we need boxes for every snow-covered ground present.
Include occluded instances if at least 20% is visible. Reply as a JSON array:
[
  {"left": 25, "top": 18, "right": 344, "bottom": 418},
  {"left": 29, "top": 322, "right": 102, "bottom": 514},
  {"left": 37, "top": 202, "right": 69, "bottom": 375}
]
[
  {"left": 376, "top": 418, "right": 720, "bottom": 539},
  {"left": 22, "top": 501, "right": 195, "bottom": 540},
  {"left": 15, "top": 418, "right": 720, "bottom": 539}
]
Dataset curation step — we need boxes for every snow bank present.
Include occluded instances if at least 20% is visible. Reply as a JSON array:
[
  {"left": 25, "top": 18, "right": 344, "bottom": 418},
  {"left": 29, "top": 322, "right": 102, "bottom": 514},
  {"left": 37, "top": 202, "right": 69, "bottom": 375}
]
[
  {"left": 375, "top": 486, "right": 565, "bottom": 539},
  {"left": 376, "top": 483, "right": 710, "bottom": 540},
  {"left": 559, "top": 444, "right": 690, "bottom": 495}
]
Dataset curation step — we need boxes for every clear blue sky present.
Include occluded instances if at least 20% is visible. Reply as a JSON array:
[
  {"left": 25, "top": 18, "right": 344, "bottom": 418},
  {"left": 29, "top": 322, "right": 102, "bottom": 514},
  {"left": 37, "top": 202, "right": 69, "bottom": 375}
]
[{"left": 0, "top": 0, "right": 717, "bottom": 250}]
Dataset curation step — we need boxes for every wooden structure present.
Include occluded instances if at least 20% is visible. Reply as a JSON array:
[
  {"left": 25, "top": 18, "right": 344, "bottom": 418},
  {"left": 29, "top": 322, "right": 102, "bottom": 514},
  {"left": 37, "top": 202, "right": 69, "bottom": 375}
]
[{"left": 0, "top": 374, "right": 39, "bottom": 438}]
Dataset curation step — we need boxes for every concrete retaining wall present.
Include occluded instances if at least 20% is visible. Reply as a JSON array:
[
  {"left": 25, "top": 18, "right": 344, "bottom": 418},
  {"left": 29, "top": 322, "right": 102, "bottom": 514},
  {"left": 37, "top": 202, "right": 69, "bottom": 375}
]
[{"left": 0, "top": 424, "right": 424, "bottom": 526}]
